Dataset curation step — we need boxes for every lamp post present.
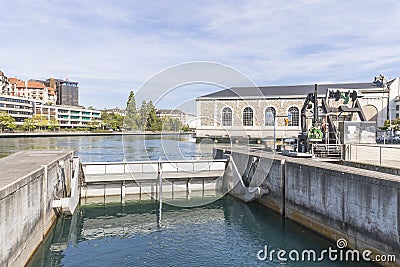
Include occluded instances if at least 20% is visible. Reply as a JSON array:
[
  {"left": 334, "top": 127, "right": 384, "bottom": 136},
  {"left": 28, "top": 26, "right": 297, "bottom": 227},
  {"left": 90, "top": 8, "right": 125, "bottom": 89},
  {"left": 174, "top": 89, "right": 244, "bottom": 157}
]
[{"left": 389, "top": 107, "right": 395, "bottom": 137}]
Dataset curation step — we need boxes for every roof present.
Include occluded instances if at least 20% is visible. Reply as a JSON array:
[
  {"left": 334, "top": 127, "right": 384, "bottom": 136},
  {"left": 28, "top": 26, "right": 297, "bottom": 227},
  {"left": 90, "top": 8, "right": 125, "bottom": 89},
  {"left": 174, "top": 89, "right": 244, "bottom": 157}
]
[
  {"left": 8, "top": 77, "right": 26, "bottom": 87},
  {"left": 27, "top": 81, "right": 45, "bottom": 89},
  {"left": 198, "top": 82, "right": 383, "bottom": 99},
  {"left": 156, "top": 109, "right": 184, "bottom": 114}
]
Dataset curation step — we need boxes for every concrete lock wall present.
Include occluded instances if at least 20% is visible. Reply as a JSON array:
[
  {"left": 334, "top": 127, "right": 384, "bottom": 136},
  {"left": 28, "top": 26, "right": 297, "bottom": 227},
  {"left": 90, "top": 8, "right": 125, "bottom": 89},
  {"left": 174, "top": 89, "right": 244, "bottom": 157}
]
[
  {"left": 0, "top": 151, "right": 73, "bottom": 267},
  {"left": 285, "top": 159, "right": 400, "bottom": 263},
  {"left": 218, "top": 149, "right": 400, "bottom": 265}
]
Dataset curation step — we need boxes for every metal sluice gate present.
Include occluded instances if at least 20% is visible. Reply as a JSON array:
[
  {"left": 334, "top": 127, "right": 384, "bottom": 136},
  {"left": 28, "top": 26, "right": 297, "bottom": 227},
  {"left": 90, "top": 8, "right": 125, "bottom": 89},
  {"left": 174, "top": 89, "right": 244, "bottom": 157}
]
[{"left": 80, "top": 159, "right": 228, "bottom": 199}]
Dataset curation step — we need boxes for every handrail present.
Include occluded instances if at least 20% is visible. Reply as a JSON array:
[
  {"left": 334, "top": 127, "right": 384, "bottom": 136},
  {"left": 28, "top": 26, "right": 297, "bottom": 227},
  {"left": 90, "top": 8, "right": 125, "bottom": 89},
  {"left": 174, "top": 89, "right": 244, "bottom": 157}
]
[
  {"left": 82, "top": 159, "right": 228, "bottom": 176},
  {"left": 82, "top": 159, "right": 228, "bottom": 165}
]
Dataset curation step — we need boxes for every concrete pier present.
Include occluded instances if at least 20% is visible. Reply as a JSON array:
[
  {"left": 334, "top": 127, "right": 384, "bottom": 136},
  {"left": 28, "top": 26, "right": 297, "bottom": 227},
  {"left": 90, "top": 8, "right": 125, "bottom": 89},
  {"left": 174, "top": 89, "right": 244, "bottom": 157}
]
[
  {"left": 216, "top": 147, "right": 400, "bottom": 266},
  {"left": 0, "top": 150, "right": 74, "bottom": 267}
]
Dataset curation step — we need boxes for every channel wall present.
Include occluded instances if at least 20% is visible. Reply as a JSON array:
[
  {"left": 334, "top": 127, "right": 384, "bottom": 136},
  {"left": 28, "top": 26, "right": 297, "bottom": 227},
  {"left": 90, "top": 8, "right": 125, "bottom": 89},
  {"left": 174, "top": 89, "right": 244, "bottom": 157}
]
[
  {"left": 216, "top": 147, "right": 400, "bottom": 266},
  {"left": 0, "top": 150, "right": 74, "bottom": 267}
]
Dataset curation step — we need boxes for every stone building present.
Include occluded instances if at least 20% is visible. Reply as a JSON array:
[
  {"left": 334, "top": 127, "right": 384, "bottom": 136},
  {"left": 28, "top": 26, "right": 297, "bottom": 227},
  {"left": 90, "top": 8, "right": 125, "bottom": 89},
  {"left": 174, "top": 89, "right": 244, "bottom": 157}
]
[{"left": 196, "top": 76, "right": 400, "bottom": 142}]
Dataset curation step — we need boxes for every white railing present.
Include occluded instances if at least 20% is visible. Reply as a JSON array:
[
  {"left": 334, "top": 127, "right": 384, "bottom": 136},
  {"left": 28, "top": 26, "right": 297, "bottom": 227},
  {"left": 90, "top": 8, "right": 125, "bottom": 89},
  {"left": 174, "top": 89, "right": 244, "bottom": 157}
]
[
  {"left": 347, "top": 144, "right": 400, "bottom": 167},
  {"left": 82, "top": 159, "right": 227, "bottom": 176}
]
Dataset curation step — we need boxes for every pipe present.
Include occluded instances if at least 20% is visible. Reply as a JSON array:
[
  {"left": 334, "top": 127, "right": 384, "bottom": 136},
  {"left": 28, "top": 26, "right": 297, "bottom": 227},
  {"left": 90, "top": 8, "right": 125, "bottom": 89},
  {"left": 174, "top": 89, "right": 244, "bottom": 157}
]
[{"left": 314, "top": 84, "right": 318, "bottom": 125}]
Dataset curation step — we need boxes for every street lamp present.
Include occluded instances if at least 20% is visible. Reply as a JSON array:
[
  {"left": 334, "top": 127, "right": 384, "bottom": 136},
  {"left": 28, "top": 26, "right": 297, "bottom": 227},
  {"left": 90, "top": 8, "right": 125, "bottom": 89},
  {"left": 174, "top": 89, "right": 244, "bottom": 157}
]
[{"left": 389, "top": 107, "right": 395, "bottom": 137}]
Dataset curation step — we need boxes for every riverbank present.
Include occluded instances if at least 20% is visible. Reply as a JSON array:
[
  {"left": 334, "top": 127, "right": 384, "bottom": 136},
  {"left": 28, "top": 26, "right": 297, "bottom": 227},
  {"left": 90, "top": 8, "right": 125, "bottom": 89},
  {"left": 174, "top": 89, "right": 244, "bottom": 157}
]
[{"left": 0, "top": 131, "right": 193, "bottom": 138}]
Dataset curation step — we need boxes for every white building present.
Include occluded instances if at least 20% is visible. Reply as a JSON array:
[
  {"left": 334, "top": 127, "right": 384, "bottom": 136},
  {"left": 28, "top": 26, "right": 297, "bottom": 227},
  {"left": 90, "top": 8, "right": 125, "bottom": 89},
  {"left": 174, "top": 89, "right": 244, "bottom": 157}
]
[
  {"left": 196, "top": 75, "right": 400, "bottom": 142},
  {"left": 0, "top": 95, "right": 33, "bottom": 125},
  {"left": 156, "top": 109, "right": 196, "bottom": 126},
  {"left": 35, "top": 103, "right": 101, "bottom": 128}
]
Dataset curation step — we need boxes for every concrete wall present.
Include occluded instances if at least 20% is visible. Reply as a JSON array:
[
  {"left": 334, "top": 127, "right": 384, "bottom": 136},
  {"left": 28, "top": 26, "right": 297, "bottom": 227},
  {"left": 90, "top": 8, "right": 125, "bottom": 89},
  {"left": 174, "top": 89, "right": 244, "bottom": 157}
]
[
  {"left": 0, "top": 151, "right": 73, "bottom": 267},
  {"left": 217, "top": 148, "right": 400, "bottom": 266},
  {"left": 285, "top": 159, "right": 399, "bottom": 263}
]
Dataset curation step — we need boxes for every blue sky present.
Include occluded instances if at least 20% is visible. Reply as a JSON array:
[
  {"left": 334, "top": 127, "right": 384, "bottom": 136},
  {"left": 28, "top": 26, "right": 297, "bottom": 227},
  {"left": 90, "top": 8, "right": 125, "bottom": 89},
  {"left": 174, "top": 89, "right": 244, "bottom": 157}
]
[{"left": 1, "top": 0, "right": 400, "bottom": 113}]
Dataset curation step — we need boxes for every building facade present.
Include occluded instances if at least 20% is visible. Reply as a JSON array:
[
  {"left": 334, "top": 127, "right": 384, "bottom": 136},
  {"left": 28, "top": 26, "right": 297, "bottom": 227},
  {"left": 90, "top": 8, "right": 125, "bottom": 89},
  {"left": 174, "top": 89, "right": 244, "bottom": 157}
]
[
  {"left": 35, "top": 103, "right": 101, "bottom": 128},
  {"left": 46, "top": 78, "right": 79, "bottom": 106},
  {"left": 103, "top": 107, "right": 126, "bottom": 116},
  {"left": 196, "top": 76, "right": 400, "bottom": 141},
  {"left": 156, "top": 109, "right": 196, "bottom": 126},
  {"left": 0, "top": 95, "right": 33, "bottom": 125}
]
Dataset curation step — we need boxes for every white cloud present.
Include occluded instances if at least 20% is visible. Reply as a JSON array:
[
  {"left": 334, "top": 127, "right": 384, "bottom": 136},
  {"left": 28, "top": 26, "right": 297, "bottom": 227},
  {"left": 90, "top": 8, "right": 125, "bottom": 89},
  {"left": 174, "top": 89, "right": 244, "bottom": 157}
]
[{"left": 1, "top": 0, "right": 400, "bottom": 109}]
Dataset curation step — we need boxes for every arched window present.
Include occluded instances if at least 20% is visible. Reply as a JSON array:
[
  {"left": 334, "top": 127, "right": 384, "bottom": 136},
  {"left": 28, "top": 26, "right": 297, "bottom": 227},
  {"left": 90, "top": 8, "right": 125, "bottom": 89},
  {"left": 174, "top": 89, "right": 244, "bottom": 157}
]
[
  {"left": 265, "top": 107, "right": 276, "bottom": 126},
  {"left": 243, "top": 107, "right": 253, "bottom": 126},
  {"left": 288, "top": 106, "right": 299, "bottom": 126},
  {"left": 221, "top": 107, "right": 232, "bottom": 126}
]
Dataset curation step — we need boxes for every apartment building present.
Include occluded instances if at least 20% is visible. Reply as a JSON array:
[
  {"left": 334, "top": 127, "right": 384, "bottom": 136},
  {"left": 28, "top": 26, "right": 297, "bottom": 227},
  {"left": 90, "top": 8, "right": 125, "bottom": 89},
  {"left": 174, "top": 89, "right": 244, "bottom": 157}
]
[
  {"left": 35, "top": 103, "right": 101, "bottom": 128},
  {"left": 0, "top": 95, "right": 34, "bottom": 125}
]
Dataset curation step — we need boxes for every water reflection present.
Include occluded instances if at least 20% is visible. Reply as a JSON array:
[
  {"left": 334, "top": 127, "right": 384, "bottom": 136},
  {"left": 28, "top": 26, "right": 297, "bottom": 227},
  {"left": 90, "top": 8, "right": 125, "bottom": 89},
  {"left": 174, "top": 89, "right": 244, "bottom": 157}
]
[{"left": 27, "top": 196, "right": 375, "bottom": 267}]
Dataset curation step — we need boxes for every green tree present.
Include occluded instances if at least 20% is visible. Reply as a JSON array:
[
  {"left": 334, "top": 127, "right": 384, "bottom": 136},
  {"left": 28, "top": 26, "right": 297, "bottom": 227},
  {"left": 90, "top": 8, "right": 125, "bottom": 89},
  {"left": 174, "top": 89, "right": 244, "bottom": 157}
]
[
  {"left": 138, "top": 100, "right": 149, "bottom": 130},
  {"left": 159, "top": 116, "right": 183, "bottom": 132},
  {"left": 125, "top": 91, "right": 139, "bottom": 130},
  {"left": 101, "top": 112, "right": 124, "bottom": 131},
  {"left": 0, "top": 112, "right": 16, "bottom": 133},
  {"left": 146, "top": 104, "right": 161, "bottom": 131},
  {"left": 23, "top": 117, "right": 36, "bottom": 132},
  {"left": 33, "top": 115, "right": 49, "bottom": 130},
  {"left": 181, "top": 124, "right": 190, "bottom": 132},
  {"left": 88, "top": 120, "right": 101, "bottom": 130},
  {"left": 48, "top": 118, "right": 60, "bottom": 131}
]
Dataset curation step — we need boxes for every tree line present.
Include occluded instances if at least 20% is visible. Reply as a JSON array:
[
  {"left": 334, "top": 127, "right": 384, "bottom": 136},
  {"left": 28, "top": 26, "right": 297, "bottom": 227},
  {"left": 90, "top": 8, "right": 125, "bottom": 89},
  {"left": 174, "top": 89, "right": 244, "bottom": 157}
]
[
  {"left": 0, "top": 90, "right": 189, "bottom": 133},
  {"left": 0, "top": 112, "right": 61, "bottom": 132},
  {"left": 123, "top": 91, "right": 188, "bottom": 131}
]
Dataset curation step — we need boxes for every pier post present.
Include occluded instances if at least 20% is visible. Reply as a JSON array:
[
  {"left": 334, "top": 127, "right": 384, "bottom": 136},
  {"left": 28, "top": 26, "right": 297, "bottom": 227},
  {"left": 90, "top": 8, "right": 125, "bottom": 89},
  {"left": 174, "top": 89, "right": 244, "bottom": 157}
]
[
  {"left": 202, "top": 179, "right": 205, "bottom": 197},
  {"left": 121, "top": 182, "right": 126, "bottom": 204},
  {"left": 186, "top": 179, "right": 191, "bottom": 199}
]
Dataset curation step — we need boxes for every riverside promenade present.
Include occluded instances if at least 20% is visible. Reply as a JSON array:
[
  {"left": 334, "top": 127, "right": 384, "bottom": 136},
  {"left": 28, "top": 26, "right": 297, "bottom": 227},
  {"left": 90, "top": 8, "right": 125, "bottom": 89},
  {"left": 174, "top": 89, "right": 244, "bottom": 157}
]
[{"left": 0, "top": 131, "right": 189, "bottom": 138}]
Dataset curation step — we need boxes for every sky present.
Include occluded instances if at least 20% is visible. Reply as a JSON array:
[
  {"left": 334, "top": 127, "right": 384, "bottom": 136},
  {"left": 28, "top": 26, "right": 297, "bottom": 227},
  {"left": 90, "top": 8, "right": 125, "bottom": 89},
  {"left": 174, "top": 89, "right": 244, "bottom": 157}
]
[{"left": 1, "top": 0, "right": 400, "bottom": 114}]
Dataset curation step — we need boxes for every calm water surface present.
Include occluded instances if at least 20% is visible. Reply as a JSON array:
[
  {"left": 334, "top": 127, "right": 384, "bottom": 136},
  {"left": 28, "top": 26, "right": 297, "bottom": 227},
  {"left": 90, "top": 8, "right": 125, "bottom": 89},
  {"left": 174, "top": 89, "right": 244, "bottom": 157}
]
[
  {"left": 27, "top": 196, "right": 374, "bottom": 267},
  {"left": 2, "top": 135, "right": 375, "bottom": 266},
  {"left": 0, "top": 134, "right": 213, "bottom": 162}
]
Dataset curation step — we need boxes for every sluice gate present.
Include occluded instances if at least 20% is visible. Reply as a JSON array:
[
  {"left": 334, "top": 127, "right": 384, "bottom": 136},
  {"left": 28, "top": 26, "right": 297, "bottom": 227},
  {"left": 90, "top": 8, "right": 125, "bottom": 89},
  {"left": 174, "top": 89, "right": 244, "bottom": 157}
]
[{"left": 80, "top": 159, "right": 228, "bottom": 199}]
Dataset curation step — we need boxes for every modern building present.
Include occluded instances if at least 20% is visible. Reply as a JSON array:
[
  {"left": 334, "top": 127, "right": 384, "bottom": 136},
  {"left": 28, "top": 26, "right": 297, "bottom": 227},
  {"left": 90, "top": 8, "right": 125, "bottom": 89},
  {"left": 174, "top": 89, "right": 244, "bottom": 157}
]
[
  {"left": 0, "top": 95, "right": 34, "bottom": 125},
  {"left": 196, "top": 75, "right": 400, "bottom": 141},
  {"left": 46, "top": 78, "right": 79, "bottom": 106},
  {"left": 0, "top": 70, "right": 99, "bottom": 128},
  {"left": 35, "top": 103, "right": 101, "bottom": 128}
]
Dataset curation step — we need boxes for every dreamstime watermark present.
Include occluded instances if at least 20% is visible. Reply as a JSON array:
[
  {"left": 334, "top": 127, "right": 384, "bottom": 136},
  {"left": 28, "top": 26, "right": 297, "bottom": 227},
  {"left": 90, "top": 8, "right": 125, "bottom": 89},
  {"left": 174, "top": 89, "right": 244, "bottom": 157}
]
[{"left": 257, "top": 238, "right": 396, "bottom": 263}]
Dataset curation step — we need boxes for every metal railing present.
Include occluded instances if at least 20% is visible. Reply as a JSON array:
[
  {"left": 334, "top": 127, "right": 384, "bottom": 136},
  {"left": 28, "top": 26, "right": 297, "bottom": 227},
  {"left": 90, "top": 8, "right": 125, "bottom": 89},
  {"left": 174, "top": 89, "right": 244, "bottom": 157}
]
[
  {"left": 347, "top": 144, "right": 400, "bottom": 168},
  {"left": 82, "top": 159, "right": 228, "bottom": 176},
  {"left": 311, "top": 143, "right": 342, "bottom": 158}
]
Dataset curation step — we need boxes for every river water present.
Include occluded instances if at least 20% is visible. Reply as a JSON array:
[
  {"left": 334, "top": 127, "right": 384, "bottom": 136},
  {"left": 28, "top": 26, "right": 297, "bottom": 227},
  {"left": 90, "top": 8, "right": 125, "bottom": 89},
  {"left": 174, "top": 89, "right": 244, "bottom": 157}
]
[
  {"left": 0, "top": 134, "right": 213, "bottom": 162},
  {"left": 1, "top": 135, "right": 376, "bottom": 266}
]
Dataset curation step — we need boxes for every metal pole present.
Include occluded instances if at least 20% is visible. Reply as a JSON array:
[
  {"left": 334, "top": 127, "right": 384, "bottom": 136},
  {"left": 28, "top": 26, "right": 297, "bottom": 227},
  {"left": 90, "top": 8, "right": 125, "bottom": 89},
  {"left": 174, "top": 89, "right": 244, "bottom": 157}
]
[
  {"left": 389, "top": 109, "right": 392, "bottom": 137},
  {"left": 157, "top": 158, "right": 162, "bottom": 228},
  {"left": 274, "top": 115, "right": 276, "bottom": 152}
]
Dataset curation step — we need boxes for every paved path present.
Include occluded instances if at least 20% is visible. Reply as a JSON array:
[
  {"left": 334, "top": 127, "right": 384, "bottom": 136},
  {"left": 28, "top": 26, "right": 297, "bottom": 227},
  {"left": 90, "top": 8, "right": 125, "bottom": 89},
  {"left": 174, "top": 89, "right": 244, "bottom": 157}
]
[{"left": 0, "top": 150, "right": 73, "bottom": 191}]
